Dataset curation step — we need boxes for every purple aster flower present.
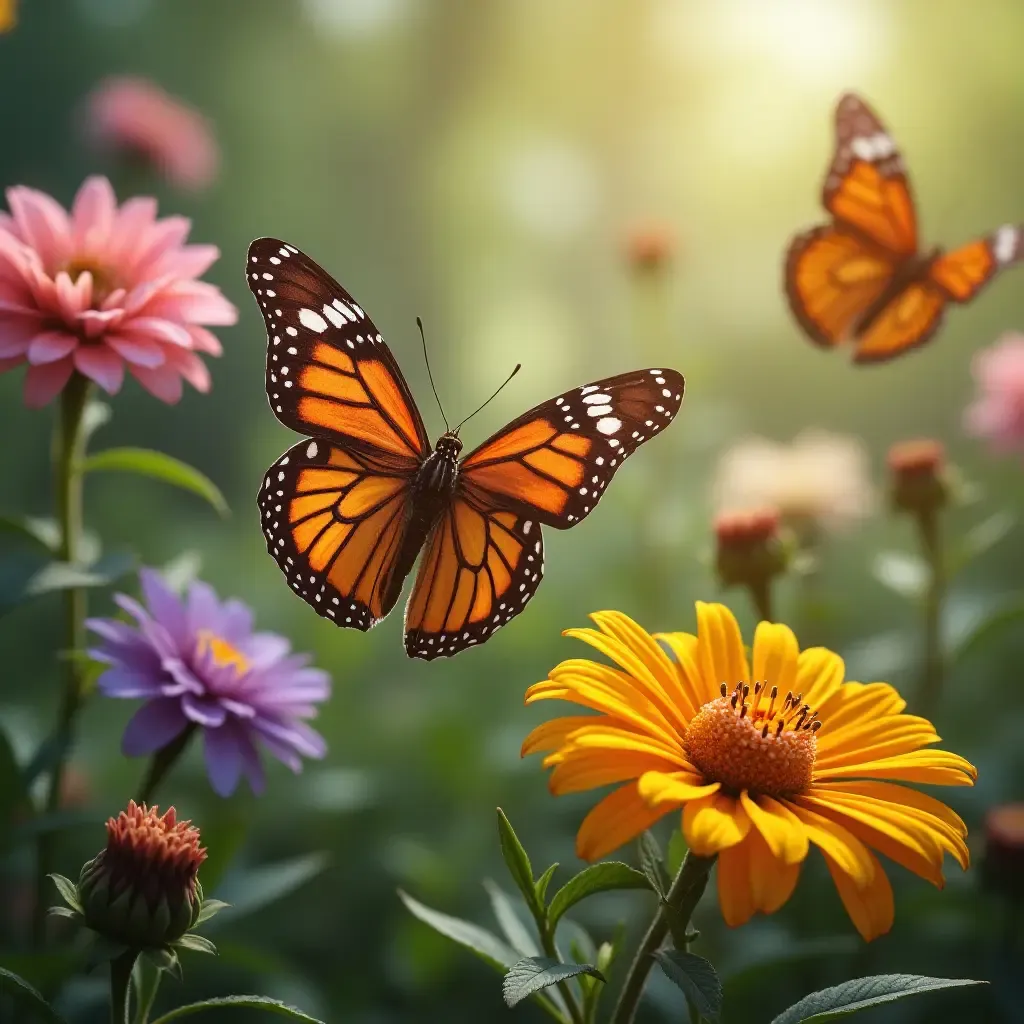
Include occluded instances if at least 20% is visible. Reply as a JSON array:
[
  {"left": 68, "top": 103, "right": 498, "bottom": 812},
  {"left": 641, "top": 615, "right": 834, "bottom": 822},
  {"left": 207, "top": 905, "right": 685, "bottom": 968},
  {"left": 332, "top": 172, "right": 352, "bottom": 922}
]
[{"left": 87, "top": 568, "right": 330, "bottom": 797}]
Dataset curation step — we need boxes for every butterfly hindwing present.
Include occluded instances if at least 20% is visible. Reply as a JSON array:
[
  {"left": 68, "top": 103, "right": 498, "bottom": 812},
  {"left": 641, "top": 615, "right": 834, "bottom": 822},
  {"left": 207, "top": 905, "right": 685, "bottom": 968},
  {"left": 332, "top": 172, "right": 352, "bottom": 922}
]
[
  {"left": 258, "top": 438, "right": 414, "bottom": 631},
  {"left": 928, "top": 225, "right": 1024, "bottom": 302},
  {"left": 247, "top": 237, "right": 429, "bottom": 465},
  {"left": 459, "top": 368, "right": 685, "bottom": 529},
  {"left": 404, "top": 495, "right": 542, "bottom": 660}
]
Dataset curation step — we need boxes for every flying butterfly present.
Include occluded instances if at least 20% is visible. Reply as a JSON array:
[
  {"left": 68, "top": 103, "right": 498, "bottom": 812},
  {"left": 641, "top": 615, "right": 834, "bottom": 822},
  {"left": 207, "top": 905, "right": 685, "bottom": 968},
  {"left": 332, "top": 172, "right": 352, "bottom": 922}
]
[
  {"left": 247, "top": 238, "right": 684, "bottom": 660},
  {"left": 785, "top": 92, "right": 1024, "bottom": 363}
]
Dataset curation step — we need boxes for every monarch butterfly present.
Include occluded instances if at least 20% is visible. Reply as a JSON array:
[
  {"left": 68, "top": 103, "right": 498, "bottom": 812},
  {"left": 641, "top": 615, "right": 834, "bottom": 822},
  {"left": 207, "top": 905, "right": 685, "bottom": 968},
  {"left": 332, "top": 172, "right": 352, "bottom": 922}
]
[
  {"left": 785, "top": 92, "right": 1024, "bottom": 363},
  {"left": 247, "top": 238, "right": 685, "bottom": 660}
]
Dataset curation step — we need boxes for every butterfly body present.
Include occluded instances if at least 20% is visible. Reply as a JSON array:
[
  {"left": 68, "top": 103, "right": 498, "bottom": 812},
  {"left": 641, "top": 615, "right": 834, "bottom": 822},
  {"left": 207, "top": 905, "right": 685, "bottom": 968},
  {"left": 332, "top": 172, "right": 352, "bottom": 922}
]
[
  {"left": 247, "top": 237, "right": 685, "bottom": 659},
  {"left": 785, "top": 93, "right": 1024, "bottom": 362}
]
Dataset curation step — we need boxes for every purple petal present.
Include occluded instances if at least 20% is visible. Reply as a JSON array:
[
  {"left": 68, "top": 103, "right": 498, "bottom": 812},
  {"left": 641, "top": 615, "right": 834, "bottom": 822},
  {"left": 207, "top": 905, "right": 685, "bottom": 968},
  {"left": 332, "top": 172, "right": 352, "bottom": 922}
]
[
  {"left": 252, "top": 717, "right": 327, "bottom": 760},
  {"left": 221, "top": 698, "right": 256, "bottom": 719},
  {"left": 182, "top": 693, "right": 227, "bottom": 727},
  {"left": 248, "top": 667, "right": 331, "bottom": 705},
  {"left": 160, "top": 657, "right": 206, "bottom": 696},
  {"left": 97, "top": 668, "right": 166, "bottom": 699},
  {"left": 204, "top": 723, "right": 243, "bottom": 797},
  {"left": 139, "top": 568, "right": 189, "bottom": 647},
  {"left": 238, "top": 728, "right": 266, "bottom": 795},
  {"left": 185, "top": 579, "right": 224, "bottom": 635},
  {"left": 85, "top": 617, "right": 140, "bottom": 646},
  {"left": 219, "top": 598, "right": 255, "bottom": 643},
  {"left": 253, "top": 730, "right": 302, "bottom": 773},
  {"left": 122, "top": 698, "right": 188, "bottom": 757},
  {"left": 238, "top": 632, "right": 290, "bottom": 669}
]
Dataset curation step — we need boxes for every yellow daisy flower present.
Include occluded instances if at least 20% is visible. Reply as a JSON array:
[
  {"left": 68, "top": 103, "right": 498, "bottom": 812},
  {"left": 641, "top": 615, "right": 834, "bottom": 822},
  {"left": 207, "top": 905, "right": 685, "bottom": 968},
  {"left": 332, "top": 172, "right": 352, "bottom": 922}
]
[{"left": 522, "top": 602, "right": 976, "bottom": 941}]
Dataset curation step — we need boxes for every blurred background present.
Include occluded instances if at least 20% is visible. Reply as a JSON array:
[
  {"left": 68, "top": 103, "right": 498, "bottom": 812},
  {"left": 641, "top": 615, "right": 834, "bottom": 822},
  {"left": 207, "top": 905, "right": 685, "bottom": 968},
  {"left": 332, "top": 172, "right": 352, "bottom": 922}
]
[{"left": 2, "top": 0, "right": 1024, "bottom": 1020}]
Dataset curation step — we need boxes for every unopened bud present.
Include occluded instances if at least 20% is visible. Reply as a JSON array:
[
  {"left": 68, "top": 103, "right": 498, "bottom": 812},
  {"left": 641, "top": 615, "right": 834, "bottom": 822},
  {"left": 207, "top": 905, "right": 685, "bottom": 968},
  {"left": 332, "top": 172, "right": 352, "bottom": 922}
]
[
  {"left": 983, "top": 804, "right": 1024, "bottom": 900},
  {"left": 625, "top": 222, "right": 674, "bottom": 273},
  {"left": 714, "top": 508, "right": 788, "bottom": 590},
  {"left": 887, "top": 439, "right": 948, "bottom": 516}
]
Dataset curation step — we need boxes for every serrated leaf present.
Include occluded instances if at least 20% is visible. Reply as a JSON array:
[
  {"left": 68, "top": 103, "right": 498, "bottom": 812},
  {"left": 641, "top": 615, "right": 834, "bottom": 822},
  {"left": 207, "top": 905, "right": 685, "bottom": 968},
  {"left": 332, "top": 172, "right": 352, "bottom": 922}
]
[
  {"left": 547, "top": 861, "right": 651, "bottom": 928},
  {"left": 496, "top": 808, "right": 538, "bottom": 915},
  {"left": 535, "top": 862, "right": 559, "bottom": 905},
  {"left": 210, "top": 852, "right": 327, "bottom": 926},
  {"left": 150, "top": 996, "right": 325, "bottom": 1023},
  {"left": 174, "top": 933, "right": 218, "bottom": 955},
  {"left": 502, "top": 956, "right": 604, "bottom": 1009},
  {"left": 0, "top": 967, "right": 68, "bottom": 1023},
  {"left": 195, "top": 899, "right": 231, "bottom": 924},
  {"left": 82, "top": 447, "right": 229, "bottom": 517},
  {"left": 656, "top": 950, "right": 723, "bottom": 1022},
  {"left": 398, "top": 889, "right": 517, "bottom": 971},
  {"left": 638, "top": 831, "right": 669, "bottom": 897},
  {"left": 872, "top": 551, "right": 928, "bottom": 600},
  {"left": 47, "top": 873, "right": 82, "bottom": 912},
  {"left": 770, "top": 974, "right": 986, "bottom": 1024},
  {"left": 483, "top": 879, "right": 539, "bottom": 956}
]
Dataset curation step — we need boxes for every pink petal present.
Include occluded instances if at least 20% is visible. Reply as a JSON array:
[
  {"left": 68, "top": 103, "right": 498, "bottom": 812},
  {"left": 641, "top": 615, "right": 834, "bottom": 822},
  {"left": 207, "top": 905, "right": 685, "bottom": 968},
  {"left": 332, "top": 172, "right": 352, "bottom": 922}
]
[
  {"left": 104, "top": 333, "right": 166, "bottom": 368},
  {"left": 187, "top": 325, "right": 223, "bottom": 356},
  {"left": 158, "top": 280, "right": 238, "bottom": 325},
  {"left": 0, "top": 316, "right": 44, "bottom": 357},
  {"left": 126, "top": 216, "right": 191, "bottom": 278},
  {"left": 121, "top": 316, "right": 193, "bottom": 348},
  {"left": 74, "top": 344, "right": 125, "bottom": 394},
  {"left": 28, "top": 331, "right": 78, "bottom": 365},
  {"left": 130, "top": 362, "right": 183, "bottom": 404},
  {"left": 54, "top": 270, "right": 92, "bottom": 320},
  {"left": 150, "top": 243, "right": 219, "bottom": 280},
  {"left": 78, "top": 308, "right": 125, "bottom": 339},
  {"left": 164, "top": 346, "right": 211, "bottom": 391},
  {"left": 5, "top": 186, "right": 72, "bottom": 270},
  {"left": 71, "top": 176, "right": 117, "bottom": 253},
  {"left": 24, "top": 358, "right": 75, "bottom": 408}
]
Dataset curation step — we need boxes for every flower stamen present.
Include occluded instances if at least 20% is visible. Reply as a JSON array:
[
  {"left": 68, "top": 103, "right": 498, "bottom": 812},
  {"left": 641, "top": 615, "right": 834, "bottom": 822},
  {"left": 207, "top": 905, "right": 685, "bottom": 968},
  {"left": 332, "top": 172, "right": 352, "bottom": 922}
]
[{"left": 195, "top": 630, "right": 250, "bottom": 677}]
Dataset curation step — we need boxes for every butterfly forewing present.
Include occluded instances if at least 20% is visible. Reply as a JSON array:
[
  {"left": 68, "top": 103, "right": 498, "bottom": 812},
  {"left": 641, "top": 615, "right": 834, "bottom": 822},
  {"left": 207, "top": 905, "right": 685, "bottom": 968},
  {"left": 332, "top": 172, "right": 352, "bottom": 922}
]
[
  {"left": 247, "top": 237, "right": 429, "bottom": 463},
  {"left": 459, "top": 368, "right": 685, "bottom": 529}
]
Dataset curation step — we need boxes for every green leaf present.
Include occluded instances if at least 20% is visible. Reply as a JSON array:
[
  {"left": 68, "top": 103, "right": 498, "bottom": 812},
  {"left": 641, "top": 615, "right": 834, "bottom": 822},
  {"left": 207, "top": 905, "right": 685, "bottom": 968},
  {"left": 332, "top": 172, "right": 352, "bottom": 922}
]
[
  {"left": 534, "top": 862, "right": 559, "bottom": 905},
  {"left": 496, "top": 807, "right": 538, "bottom": 914},
  {"left": 132, "top": 955, "right": 163, "bottom": 1024},
  {"left": 770, "top": 975, "right": 987, "bottom": 1024},
  {"left": 47, "top": 905, "right": 80, "bottom": 921},
  {"left": 0, "top": 515, "right": 59, "bottom": 553},
  {"left": 0, "top": 552, "right": 135, "bottom": 612},
  {"left": 872, "top": 551, "right": 928, "bottom": 600},
  {"left": 502, "top": 956, "right": 604, "bottom": 1009},
  {"left": 82, "top": 447, "right": 229, "bottom": 517},
  {"left": 47, "top": 873, "right": 82, "bottom": 912},
  {"left": 141, "top": 946, "right": 180, "bottom": 979},
  {"left": 638, "top": 831, "right": 669, "bottom": 897},
  {"left": 150, "top": 996, "right": 325, "bottom": 1023},
  {"left": 398, "top": 889, "right": 518, "bottom": 971},
  {"left": 483, "top": 879, "right": 539, "bottom": 956},
  {"left": 547, "top": 862, "right": 651, "bottom": 929},
  {"left": 160, "top": 550, "right": 203, "bottom": 594},
  {"left": 655, "top": 950, "right": 723, "bottom": 1023},
  {"left": 209, "top": 852, "right": 328, "bottom": 926},
  {"left": 954, "top": 596, "right": 1024, "bottom": 662},
  {"left": 952, "top": 511, "right": 1016, "bottom": 575},
  {"left": 0, "top": 966, "right": 68, "bottom": 1023},
  {"left": 174, "top": 933, "right": 218, "bottom": 956},
  {"left": 195, "top": 899, "right": 231, "bottom": 925}
]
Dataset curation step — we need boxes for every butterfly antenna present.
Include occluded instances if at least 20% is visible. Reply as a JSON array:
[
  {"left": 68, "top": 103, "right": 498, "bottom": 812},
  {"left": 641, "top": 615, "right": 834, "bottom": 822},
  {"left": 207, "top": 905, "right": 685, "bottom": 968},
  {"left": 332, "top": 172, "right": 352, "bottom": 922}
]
[
  {"left": 417, "top": 316, "right": 449, "bottom": 432},
  {"left": 453, "top": 363, "right": 522, "bottom": 435}
]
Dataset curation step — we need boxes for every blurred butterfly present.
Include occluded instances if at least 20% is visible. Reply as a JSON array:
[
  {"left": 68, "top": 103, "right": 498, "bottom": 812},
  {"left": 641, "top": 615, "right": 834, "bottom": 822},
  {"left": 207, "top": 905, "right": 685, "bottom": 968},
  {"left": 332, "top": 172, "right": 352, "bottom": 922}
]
[
  {"left": 785, "top": 92, "right": 1024, "bottom": 363},
  {"left": 247, "top": 238, "right": 685, "bottom": 660}
]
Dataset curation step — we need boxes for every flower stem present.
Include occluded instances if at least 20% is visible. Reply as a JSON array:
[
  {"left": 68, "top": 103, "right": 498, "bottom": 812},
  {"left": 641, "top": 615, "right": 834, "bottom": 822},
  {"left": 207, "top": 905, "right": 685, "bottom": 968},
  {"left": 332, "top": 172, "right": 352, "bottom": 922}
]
[
  {"left": 747, "top": 578, "right": 774, "bottom": 622},
  {"left": 32, "top": 372, "right": 91, "bottom": 947},
  {"left": 916, "top": 511, "right": 945, "bottom": 719},
  {"left": 609, "top": 851, "right": 715, "bottom": 1024},
  {"left": 136, "top": 725, "right": 197, "bottom": 805},
  {"left": 110, "top": 950, "right": 138, "bottom": 1024},
  {"left": 529, "top": 899, "right": 585, "bottom": 1024}
]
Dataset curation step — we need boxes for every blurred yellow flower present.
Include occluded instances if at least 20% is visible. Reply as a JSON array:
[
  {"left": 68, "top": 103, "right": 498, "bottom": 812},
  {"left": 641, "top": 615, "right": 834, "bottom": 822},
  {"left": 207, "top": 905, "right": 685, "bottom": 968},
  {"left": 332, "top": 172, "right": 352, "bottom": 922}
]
[
  {"left": 712, "top": 430, "right": 874, "bottom": 536},
  {"left": 0, "top": 0, "right": 15, "bottom": 33},
  {"left": 523, "top": 603, "right": 975, "bottom": 940}
]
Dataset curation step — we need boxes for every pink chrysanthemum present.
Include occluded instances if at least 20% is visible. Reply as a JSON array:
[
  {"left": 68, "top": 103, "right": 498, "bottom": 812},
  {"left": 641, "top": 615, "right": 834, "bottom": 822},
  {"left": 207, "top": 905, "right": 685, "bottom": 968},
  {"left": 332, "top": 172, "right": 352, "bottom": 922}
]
[
  {"left": 0, "top": 176, "right": 237, "bottom": 407},
  {"left": 85, "top": 77, "right": 219, "bottom": 192},
  {"left": 964, "top": 332, "right": 1024, "bottom": 455}
]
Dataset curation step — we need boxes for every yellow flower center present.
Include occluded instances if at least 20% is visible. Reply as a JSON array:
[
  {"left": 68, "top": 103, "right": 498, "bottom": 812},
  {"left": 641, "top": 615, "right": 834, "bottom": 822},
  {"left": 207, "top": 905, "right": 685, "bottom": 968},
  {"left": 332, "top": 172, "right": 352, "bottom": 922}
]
[
  {"left": 63, "top": 257, "right": 118, "bottom": 305},
  {"left": 684, "top": 682, "right": 820, "bottom": 798},
  {"left": 195, "top": 630, "right": 250, "bottom": 677}
]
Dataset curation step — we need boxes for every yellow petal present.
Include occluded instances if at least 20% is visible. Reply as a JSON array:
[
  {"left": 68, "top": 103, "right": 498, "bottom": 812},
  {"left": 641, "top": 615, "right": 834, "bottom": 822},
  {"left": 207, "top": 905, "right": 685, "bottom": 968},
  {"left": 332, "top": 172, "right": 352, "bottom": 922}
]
[
  {"left": 815, "top": 716, "right": 939, "bottom": 763},
  {"left": 695, "top": 602, "right": 750, "bottom": 697},
  {"left": 655, "top": 630, "right": 715, "bottom": 713},
  {"left": 575, "top": 782, "right": 667, "bottom": 861},
  {"left": 783, "top": 800, "right": 876, "bottom": 886},
  {"left": 716, "top": 838, "right": 755, "bottom": 927},
  {"left": 562, "top": 726, "right": 689, "bottom": 766},
  {"left": 813, "top": 749, "right": 977, "bottom": 787},
  {"left": 817, "top": 681, "right": 907, "bottom": 732},
  {"left": 741, "top": 792, "right": 809, "bottom": 865},
  {"left": 752, "top": 622, "right": 799, "bottom": 698},
  {"left": 747, "top": 825, "right": 802, "bottom": 914},
  {"left": 638, "top": 770, "right": 720, "bottom": 807},
  {"left": 550, "top": 751, "right": 681, "bottom": 795},
  {"left": 684, "top": 791, "right": 751, "bottom": 855},
  {"left": 521, "top": 715, "right": 597, "bottom": 757},
  {"left": 795, "top": 647, "right": 845, "bottom": 709},
  {"left": 821, "top": 845, "right": 894, "bottom": 942}
]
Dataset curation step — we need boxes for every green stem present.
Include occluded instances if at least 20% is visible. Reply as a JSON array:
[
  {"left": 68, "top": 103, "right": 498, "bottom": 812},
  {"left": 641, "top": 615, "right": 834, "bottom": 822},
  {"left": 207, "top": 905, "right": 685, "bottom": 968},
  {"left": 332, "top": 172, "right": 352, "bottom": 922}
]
[
  {"left": 110, "top": 950, "right": 138, "bottom": 1024},
  {"left": 747, "top": 577, "right": 774, "bottom": 622},
  {"left": 917, "top": 511, "right": 945, "bottom": 720},
  {"left": 32, "top": 372, "right": 91, "bottom": 947},
  {"left": 609, "top": 851, "right": 715, "bottom": 1024},
  {"left": 136, "top": 725, "right": 197, "bottom": 805},
  {"left": 530, "top": 903, "right": 585, "bottom": 1024}
]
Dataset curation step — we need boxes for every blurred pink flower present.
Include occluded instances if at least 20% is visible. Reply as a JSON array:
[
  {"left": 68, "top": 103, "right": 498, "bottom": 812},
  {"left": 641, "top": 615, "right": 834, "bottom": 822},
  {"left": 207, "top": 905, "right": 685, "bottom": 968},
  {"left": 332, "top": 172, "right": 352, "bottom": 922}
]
[
  {"left": 85, "top": 77, "right": 219, "bottom": 192},
  {"left": 0, "top": 176, "right": 237, "bottom": 407},
  {"left": 964, "top": 332, "right": 1024, "bottom": 454}
]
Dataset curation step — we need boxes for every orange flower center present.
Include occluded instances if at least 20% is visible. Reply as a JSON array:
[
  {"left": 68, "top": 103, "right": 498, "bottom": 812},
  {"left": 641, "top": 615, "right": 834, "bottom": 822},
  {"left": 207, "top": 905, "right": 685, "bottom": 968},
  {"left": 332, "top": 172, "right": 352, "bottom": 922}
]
[
  {"left": 195, "top": 630, "right": 250, "bottom": 677},
  {"left": 684, "top": 682, "right": 820, "bottom": 798}
]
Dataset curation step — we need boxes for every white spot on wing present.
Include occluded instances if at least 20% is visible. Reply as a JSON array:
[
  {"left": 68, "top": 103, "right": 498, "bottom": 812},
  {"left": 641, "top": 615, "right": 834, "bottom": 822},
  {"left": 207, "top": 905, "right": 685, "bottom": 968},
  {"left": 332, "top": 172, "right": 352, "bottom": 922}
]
[
  {"left": 323, "top": 304, "right": 345, "bottom": 328},
  {"left": 994, "top": 225, "right": 1019, "bottom": 265},
  {"left": 582, "top": 393, "right": 611, "bottom": 404},
  {"left": 587, "top": 404, "right": 613, "bottom": 417},
  {"left": 597, "top": 417, "right": 621, "bottom": 435},
  {"left": 307, "top": 441, "right": 319, "bottom": 458},
  {"left": 299, "top": 308, "right": 329, "bottom": 333}
]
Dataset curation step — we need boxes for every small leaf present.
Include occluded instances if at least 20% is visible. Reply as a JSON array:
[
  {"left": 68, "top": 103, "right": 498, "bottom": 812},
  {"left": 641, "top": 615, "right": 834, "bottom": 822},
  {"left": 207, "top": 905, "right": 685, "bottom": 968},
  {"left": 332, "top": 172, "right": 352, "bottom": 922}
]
[
  {"left": 0, "top": 966, "right": 68, "bottom": 1023},
  {"left": 954, "top": 597, "right": 1024, "bottom": 663},
  {"left": 638, "top": 831, "right": 669, "bottom": 897},
  {"left": 547, "top": 862, "right": 651, "bottom": 928},
  {"left": 953, "top": 511, "right": 1016, "bottom": 574},
  {"left": 770, "top": 974, "right": 986, "bottom": 1024},
  {"left": 24, "top": 554, "right": 134, "bottom": 598},
  {"left": 872, "top": 551, "right": 928, "bottom": 600},
  {"left": 398, "top": 889, "right": 517, "bottom": 971},
  {"left": 483, "top": 879, "right": 539, "bottom": 956},
  {"left": 82, "top": 398, "right": 112, "bottom": 441},
  {"left": 174, "top": 933, "right": 218, "bottom": 956},
  {"left": 47, "top": 905, "right": 80, "bottom": 920},
  {"left": 210, "top": 852, "right": 328, "bottom": 926},
  {"left": 502, "top": 956, "right": 604, "bottom": 1009},
  {"left": 496, "top": 807, "right": 538, "bottom": 914},
  {"left": 0, "top": 515, "right": 59, "bottom": 553},
  {"left": 47, "top": 873, "right": 82, "bottom": 912},
  {"left": 655, "top": 950, "right": 723, "bottom": 1022},
  {"left": 160, "top": 550, "right": 204, "bottom": 594},
  {"left": 195, "top": 899, "right": 231, "bottom": 924},
  {"left": 150, "top": 996, "right": 325, "bottom": 1023},
  {"left": 82, "top": 447, "right": 229, "bottom": 517},
  {"left": 142, "top": 946, "right": 181, "bottom": 979},
  {"left": 534, "top": 862, "right": 559, "bottom": 905},
  {"left": 132, "top": 956, "right": 163, "bottom": 1024}
]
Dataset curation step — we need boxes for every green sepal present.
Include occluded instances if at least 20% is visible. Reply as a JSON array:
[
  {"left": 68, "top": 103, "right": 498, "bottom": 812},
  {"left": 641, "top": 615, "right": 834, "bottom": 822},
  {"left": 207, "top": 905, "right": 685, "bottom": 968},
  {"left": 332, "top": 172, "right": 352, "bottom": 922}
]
[
  {"left": 48, "top": 873, "right": 83, "bottom": 913},
  {"left": 142, "top": 946, "right": 182, "bottom": 980},
  {"left": 174, "top": 933, "right": 218, "bottom": 956},
  {"left": 195, "top": 899, "right": 230, "bottom": 925}
]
